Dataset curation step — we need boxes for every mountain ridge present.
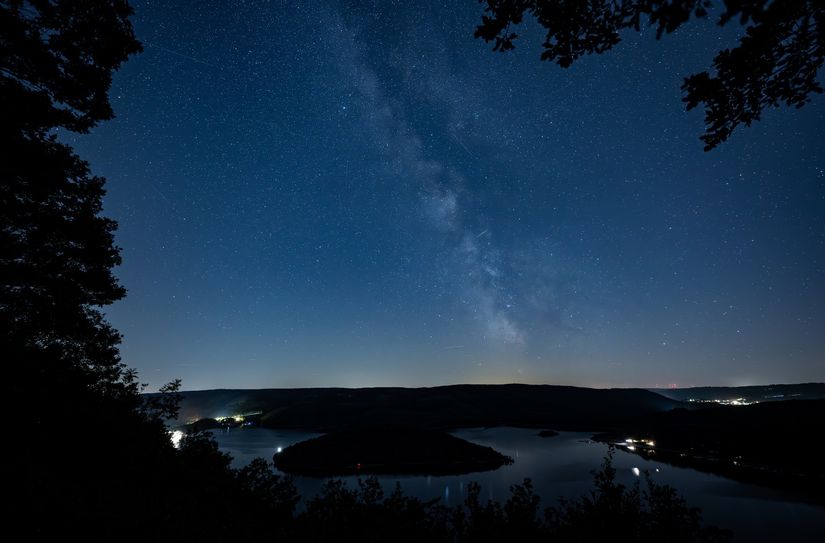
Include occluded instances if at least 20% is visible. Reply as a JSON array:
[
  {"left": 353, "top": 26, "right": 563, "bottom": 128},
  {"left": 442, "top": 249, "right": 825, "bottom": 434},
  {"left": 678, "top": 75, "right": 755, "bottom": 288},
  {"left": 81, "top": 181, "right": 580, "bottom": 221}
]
[{"left": 163, "top": 383, "right": 682, "bottom": 432}]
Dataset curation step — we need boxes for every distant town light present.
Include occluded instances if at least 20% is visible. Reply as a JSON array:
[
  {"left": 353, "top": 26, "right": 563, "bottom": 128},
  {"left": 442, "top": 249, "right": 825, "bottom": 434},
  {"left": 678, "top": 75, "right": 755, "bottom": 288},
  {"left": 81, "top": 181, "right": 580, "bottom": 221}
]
[
  {"left": 632, "top": 467, "right": 640, "bottom": 477},
  {"left": 276, "top": 446, "right": 283, "bottom": 453}
]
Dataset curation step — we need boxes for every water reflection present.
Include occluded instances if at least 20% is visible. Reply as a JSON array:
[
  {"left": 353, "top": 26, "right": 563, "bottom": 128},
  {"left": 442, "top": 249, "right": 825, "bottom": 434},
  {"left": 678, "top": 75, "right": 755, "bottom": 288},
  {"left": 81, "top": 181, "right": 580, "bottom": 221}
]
[
  {"left": 208, "top": 427, "right": 321, "bottom": 467},
  {"left": 208, "top": 426, "right": 825, "bottom": 542}
]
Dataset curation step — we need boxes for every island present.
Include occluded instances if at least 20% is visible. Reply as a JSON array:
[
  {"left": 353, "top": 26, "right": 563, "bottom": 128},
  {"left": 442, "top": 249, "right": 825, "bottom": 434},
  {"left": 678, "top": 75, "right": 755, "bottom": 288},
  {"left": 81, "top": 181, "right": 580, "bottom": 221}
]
[
  {"left": 272, "top": 426, "right": 513, "bottom": 476},
  {"left": 537, "top": 429, "right": 559, "bottom": 438}
]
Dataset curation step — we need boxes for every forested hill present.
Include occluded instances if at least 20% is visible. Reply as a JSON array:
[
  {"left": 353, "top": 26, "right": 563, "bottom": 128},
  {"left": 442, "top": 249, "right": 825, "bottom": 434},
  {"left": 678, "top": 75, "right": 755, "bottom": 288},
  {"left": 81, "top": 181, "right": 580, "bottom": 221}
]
[
  {"left": 651, "top": 383, "right": 825, "bottom": 403},
  {"left": 165, "top": 384, "right": 682, "bottom": 432}
]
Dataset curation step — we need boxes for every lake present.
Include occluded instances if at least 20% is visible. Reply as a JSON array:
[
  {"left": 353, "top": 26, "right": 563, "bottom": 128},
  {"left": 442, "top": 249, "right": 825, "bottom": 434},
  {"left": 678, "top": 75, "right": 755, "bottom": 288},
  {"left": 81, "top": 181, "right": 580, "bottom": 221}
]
[{"left": 209, "top": 426, "right": 825, "bottom": 542}]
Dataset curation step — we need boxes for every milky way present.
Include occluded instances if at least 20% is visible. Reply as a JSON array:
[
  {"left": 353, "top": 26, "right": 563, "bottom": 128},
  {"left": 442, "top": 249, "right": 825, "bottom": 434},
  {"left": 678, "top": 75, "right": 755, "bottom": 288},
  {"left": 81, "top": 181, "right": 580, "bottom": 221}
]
[{"left": 68, "top": 0, "right": 825, "bottom": 390}]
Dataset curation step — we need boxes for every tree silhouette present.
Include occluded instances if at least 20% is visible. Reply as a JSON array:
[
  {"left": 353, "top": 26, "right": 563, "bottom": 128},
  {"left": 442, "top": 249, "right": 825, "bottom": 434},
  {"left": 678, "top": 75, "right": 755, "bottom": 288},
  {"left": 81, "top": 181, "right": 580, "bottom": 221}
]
[
  {"left": 474, "top": 0, "right": 824, "bottom": 150},
  {"left": 1, "top": 2, "right": 177, "bottom": 537},
  {"left": 2, "top": 0, "right": 141, "bottom": 388},
  {"left": 3, "top": 5, "right": 307, "bottom": 540},
  {"left": 1, "top": 0, "right": 142, "bottom": 133}
]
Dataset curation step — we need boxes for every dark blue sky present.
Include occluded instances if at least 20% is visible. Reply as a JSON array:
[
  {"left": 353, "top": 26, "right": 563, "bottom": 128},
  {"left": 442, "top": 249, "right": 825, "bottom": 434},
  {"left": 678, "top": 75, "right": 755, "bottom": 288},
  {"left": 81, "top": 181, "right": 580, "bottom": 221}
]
[{"left": 68, "top": 0, "right": 825, "bottom": 391}]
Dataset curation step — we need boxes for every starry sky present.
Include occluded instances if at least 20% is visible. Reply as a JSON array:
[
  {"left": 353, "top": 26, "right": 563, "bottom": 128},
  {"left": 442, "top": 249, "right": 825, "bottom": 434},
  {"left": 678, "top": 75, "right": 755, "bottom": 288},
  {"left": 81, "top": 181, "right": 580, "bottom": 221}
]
[{"left": 67, "top": 0, "right": 825, "bottom": 391}]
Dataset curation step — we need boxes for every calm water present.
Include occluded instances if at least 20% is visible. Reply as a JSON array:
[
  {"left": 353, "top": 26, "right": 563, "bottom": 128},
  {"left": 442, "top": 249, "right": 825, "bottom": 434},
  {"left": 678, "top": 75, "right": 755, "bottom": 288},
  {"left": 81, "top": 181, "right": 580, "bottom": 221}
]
[{"left": 209, "top": 427, "right": 825, "bottom": 542}]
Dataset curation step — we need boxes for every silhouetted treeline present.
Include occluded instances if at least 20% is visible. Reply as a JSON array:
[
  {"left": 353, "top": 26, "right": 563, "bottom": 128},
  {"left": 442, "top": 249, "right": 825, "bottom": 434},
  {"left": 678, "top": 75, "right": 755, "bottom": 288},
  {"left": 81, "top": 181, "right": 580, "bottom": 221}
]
[
  {"left": 285, "top": 449, "right": 731, "bottom": 542},
  {"left": 153, "top": 436, "right": 734, "bottom": 543}
]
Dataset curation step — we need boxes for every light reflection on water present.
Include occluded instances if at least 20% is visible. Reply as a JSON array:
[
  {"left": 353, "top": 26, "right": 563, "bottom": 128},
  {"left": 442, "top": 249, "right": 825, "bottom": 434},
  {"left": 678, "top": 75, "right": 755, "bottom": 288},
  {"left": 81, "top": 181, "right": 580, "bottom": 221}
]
[{"left": 209, "top": 426, "right": 825, "bottom": 542}]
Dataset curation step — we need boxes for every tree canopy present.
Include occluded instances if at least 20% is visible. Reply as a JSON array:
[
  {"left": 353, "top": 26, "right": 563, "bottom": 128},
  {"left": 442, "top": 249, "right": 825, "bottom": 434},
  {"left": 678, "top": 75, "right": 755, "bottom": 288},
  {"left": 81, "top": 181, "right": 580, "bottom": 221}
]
[
  {"left": 2, "top": 2, "right": 170, "bottom": 536},
  {"left": 1, "top": 0, "right": 140, "bottom": 378},
  {"left": 474, "top": 0, "right": 824, "bottom": 150},
  {"left": 1, "top": 0, "right": 142, "bottom": 134}
]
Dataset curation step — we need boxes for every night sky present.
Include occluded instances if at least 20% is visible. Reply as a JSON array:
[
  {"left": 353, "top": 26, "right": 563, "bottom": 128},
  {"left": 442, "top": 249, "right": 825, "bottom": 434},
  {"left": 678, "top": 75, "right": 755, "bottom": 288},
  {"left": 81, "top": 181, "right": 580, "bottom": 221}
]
[{"left": 67, "top": 0, "right": 825, "bottom": 391}]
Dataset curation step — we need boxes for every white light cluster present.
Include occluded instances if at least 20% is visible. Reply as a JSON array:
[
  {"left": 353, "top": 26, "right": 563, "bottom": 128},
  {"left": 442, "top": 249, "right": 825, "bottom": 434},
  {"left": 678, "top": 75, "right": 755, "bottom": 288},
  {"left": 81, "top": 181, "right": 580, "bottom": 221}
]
[{"left": 170, "top": 430, "right": 184, "bottom": 449}]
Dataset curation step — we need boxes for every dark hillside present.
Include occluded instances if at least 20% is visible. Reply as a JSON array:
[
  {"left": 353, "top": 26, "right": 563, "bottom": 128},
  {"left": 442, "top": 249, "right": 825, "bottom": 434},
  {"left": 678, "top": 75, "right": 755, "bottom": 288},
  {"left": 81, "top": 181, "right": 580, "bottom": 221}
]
[{"left": 168, "top": 384, "right": 682, "bottom": 432}]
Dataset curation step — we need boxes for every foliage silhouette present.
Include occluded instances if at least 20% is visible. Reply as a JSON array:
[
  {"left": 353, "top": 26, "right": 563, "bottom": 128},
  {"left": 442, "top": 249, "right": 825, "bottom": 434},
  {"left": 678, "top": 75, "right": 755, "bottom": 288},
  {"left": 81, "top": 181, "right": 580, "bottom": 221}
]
[
  {"left": 547, "top": 449, "right": 730, "bottom": 542},
  {"left": 2, "top": 0, "right": 139, "bottom": 403},
  {"left": 288, "top": 449, "right": 730, "bottom": 543},
  {"left": 1, "top": 0, "right": 141, "bottom": 133},
  {"left": 1, "top": 1, "right": 197, "bottom": 538},
  {"left": 475, "top": 0, "right": 824, "bottom": 150}
]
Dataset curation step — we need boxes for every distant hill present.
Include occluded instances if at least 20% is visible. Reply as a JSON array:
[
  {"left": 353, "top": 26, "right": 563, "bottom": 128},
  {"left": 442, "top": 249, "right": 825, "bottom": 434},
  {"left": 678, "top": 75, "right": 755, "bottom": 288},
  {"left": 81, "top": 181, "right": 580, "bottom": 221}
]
[
  {"left": 166, "top": 384, "right": 682, "bottom": 432},
  {"left": 650, "top": 383, "right": 825, "bottom": 403},
  {"left": 594, "top": 399, "right": 825, "bottom": 501}
]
